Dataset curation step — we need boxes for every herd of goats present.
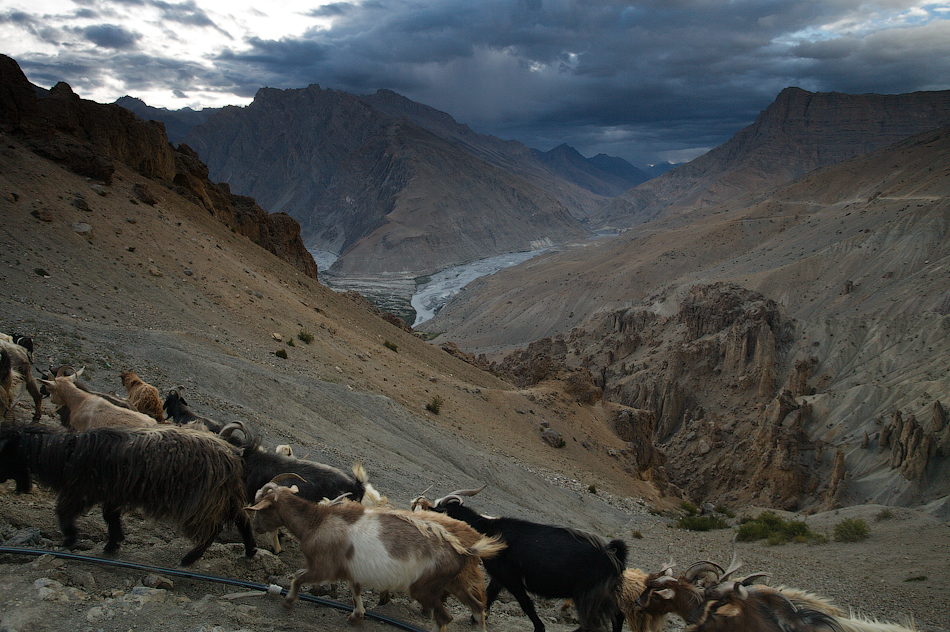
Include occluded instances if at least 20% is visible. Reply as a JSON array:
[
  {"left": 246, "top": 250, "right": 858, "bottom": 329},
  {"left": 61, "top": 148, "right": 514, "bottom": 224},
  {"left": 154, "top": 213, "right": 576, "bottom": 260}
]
[{"left": 0, "top": 333, "right": 919, "bottom": 632}]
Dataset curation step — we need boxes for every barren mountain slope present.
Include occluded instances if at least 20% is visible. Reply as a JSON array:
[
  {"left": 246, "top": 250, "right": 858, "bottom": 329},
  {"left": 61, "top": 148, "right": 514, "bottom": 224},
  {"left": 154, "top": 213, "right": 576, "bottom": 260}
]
[
  {"left": 422, "top": 125, "right": 950, "bottom": 354},
  {"left": 595, "top": 87, "right": 950, "bottom": 230},
  {"left": 1, "top": 107, "right": 948, "bottom": 632},
  {"left": 421, "top": 126, "right": 950, "bottom": 521}
]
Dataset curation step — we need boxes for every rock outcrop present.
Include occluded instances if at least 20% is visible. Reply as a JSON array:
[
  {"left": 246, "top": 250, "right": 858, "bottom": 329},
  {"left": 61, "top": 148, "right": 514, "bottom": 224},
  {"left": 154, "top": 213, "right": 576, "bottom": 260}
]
[{"left": 0, "top": 55, "right": 317, "bottom": 280}]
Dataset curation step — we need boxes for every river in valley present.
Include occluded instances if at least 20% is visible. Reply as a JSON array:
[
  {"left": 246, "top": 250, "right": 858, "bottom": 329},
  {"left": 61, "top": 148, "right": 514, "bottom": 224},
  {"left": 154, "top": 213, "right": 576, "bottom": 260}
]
[{"left": 307, "top": 248, "right": 549, "bottom": 326}]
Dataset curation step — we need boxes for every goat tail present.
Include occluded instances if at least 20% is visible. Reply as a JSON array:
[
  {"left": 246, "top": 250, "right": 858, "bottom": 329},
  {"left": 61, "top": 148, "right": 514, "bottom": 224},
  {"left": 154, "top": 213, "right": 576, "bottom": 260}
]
[
  {"left": 352, "top": 463, "right": 387, "bottom": 506},
  {"left": 831, "top": 615, "right": 917, "bottom": 632},
  {"left": 470, "top": 534, "right": 506, "bottom": 560},
  {"left": 607, "top": 538, "right": 629, "bottom": 572}
]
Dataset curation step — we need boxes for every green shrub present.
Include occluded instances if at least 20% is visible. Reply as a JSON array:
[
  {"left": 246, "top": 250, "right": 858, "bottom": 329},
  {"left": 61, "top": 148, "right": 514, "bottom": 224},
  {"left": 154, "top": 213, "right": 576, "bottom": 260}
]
[
  {"left": 833, "top": 518, "right": 870, "bottom": 542},
  {"left": 680, "top": 501, "right": 699, "bottom": 516},
  {"left": 675, "top": 515, "right": 730, "bottom": 531},
  {"left": 737, "top": 511, "right": 825, "bottom": 545},
  {"left": 588, "top": 484, "right": 597, "bottom": 494},
  {"left": 874, "top": 509, "right": 894, "bottom": 522},
  {"left": 287, "top": 339, "right": 295, "bottom": 347},
  {"left": 275, "top": 349, "right": 288, "bottom": 359},
  {"left": 715, "top": 504, "right": 736, "bottom": 518},
  {"left": 298, "top": 329, "right": 314, "bottom": 344},
  {"left": 384, "top": 340, "right": 398, "bottom": 352},
  {"left": 425, "top": 396, "right": 444, "bottom": 415}
]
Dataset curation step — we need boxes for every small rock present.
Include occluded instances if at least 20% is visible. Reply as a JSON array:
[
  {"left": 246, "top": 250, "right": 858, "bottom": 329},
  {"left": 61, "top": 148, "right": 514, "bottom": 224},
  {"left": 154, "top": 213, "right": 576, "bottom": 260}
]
[
  {"left": 148, "top": 266, "right": 163, "bottom": 277},
  {"left": 184, "top": 269, "right": 194, "bottom": 276},
  {"left": 271, "top": 332, "right": 282, "bottom": 341},
  {"left": 89, "top": 183, "right": 108, "bottom": 196},
  {"left": 133, "top": 183, "right": 158, "bottom": 205},
  {"left": 542, "top": 428, "right": 565, "bottom": 448},
  {"left": 31, "top": 208, "right": 53, "bottom": 222},
  {"left": 143, "top": 573, "right": 174, "bottom": 590},
  {"left": 72, "top": 197, "right": 90, "bottom": 211},
  {"left": 71, "top": 222, "right": 93, "bottom": 239}
]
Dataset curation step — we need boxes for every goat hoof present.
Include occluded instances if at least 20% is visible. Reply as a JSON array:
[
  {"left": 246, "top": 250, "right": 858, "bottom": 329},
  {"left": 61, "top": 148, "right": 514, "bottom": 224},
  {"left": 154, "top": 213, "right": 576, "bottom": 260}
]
[
  {"left": 245, "top": 546, "right": 258, "bottom": 558},
  {"left": 346, "top": 613, "right": 364, "bottom": 625},
  {"left": 281, "top": 598, "right": 296, "bottom": 611}
]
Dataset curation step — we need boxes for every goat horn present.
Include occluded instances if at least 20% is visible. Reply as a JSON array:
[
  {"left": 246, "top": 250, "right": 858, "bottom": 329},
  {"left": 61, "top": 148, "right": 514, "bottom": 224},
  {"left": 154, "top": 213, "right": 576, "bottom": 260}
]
[
  {"left": 739, "top": 572, "right": 771, "bottom": 586},
  {"left": 219, "top": 420, "right": 248, "bottom": 439},
  {"left": 446, "top": 484, "right": 487, "bottom": 497},
  {"left": 720, "top": 536, "right": 743, "bottom": 581},
  {"left": 269, "top": 472, "right": 307, "bottom": 485},
  {"left": 684, "top": 561, "right": 725, "bottom": 583}
]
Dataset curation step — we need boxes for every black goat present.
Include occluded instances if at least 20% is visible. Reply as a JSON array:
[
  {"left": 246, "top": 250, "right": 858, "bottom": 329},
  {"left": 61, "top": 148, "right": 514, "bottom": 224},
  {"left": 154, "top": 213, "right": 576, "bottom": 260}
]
[
  {"left": 412, "top": 487, "right": 628, "bottom": 632},
  {"left": 163, "top": 388, "right": 224, "bottom": 433},
  {"left": 219, "top": 421, "right": 383, "bottom": 552},
  {"left": 0, "top": 423, "right": 257, "bottom": 565}
]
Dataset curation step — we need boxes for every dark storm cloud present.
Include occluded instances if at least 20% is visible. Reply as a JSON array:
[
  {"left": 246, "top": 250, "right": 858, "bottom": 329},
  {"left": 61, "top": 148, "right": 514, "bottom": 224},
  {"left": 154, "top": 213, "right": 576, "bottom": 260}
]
[
  {"left": 79, "top": 24, "right": 142, "bottom": 49},
  {"left": 5, "top": 0, "right": 949, "bottom": 165}
]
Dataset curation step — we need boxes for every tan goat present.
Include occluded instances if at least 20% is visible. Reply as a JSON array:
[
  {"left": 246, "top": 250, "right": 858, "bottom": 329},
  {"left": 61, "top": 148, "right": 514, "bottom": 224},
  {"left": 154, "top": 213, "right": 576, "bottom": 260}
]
[
  {"left": 120, "top": 369, "right": 165, "bottom": 422},
  {"left": 40, "top": 369, "right": 158, "bottom": 430}
]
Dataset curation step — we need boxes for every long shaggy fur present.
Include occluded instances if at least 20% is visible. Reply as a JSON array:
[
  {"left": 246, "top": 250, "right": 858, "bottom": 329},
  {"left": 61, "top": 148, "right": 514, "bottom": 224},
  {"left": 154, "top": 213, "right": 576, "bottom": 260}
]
[
  {"left": 0, "top": 423, "right": 256, "bottom": 565},
  {"left": 120, "top": 370, "right": 165, "bottom": 422},
  {"left": 0, "top": 337, "right": 42, "bottom": 423}
]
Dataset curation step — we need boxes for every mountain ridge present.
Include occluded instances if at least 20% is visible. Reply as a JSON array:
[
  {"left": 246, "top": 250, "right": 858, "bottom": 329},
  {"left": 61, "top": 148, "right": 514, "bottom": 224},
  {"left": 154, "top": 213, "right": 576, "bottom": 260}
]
[{"left": 595, "top": 86, "right": 950, "bottom": 229}]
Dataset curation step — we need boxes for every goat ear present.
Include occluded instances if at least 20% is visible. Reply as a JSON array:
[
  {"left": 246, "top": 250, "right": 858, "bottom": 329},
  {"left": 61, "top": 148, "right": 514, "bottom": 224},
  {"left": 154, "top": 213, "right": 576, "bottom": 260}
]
[
  {"left": 288, "top": 485, "right": 299, "bottom": 494},
  {"left": 247, "top": 498, "right": 273, "bottom": 511},
  {"left": 656, "top": 588, "right": 675, "bottom": 600}
]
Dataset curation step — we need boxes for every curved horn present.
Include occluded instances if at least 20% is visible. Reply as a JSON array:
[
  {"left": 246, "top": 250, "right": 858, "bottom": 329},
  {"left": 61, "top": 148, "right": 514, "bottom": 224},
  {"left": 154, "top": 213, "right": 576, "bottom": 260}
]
[
  {"left": 219, "top": 420, "right": 249, "bottom": 439},
  {"left": 684, "top": 561, "right": 725, "bottom": 583},
  {"left": 719, "top": 537, "right": 743, "bottom": 582},
  {"left": 269, "top": 472, "right": 307, "bottom": 485},
  {"left": 739, "top": 572, "right": 771, "bottom": 586},
  {"left": 447, "top": 484, "right": 487, "bottom": 497}
]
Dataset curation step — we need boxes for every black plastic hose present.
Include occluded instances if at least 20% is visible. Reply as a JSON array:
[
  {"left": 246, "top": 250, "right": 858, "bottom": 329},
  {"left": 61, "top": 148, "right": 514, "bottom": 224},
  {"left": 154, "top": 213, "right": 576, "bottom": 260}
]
[{"left": 0, "top": 545, "right": 428, "bottom": 632}]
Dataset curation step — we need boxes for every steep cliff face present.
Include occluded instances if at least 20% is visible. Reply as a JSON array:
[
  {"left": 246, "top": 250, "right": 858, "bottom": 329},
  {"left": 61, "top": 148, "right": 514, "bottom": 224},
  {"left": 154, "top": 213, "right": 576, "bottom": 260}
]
[
  {"left": 0, "top": 55, "right": 317, "bottom": 280},
  {"left": 184, "top": 84, "right": 590, "bottom": 276},
  {"left": 596, "top": 87, "right": 950, "bottom": 229}
]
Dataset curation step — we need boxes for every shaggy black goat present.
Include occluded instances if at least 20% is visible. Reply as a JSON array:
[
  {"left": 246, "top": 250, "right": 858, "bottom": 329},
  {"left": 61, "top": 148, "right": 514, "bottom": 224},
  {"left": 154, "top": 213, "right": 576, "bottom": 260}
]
[
  {"left": 412, "top": 487, "right": 628, "bottom": 632},
  {"left": 0, "top": 423, "right": 257, "bottom": 565},
  {"left": 220, "top": 421, "right": 383, "bottom": 552},
  {"left": 162, "top": 388, "right": 224, "bottom": 433}
]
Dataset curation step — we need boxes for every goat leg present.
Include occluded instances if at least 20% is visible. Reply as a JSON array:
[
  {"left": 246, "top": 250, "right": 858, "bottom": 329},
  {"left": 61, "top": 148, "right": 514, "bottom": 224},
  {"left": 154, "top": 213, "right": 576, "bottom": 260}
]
[
  {"left": 284, "top": 568, "right": 314, "bottom": 610},
  {"left": 25, "top": 374, "right": 42, "bottom": 422},
  {"left": 180, "top": 527, "right": 222, "bottom": 566},
  {"left": 347, "top": 581, "right": 366, "bottom": 625},
  {"left": 102, "top": 503, "right": 125, "bottom": 554},
  {"left": 503, "top": 580, "right": 546, "bottom": 632},
  {"left": 234, "top": 512, "right": 258, "bottom": 559}
]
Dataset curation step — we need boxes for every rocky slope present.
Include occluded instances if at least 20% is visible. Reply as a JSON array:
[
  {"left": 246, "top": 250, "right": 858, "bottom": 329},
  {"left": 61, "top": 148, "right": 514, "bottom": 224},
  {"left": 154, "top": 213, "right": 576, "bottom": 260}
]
[
  {"left": 424, "top": 124, "right": 950, "bottom": 518},
  {"left": 178, "top": 84, "right": 589, "bottom": 276},
  {"left": 595, "top": 87, "right": 950, "bottom": 229},
  {"left": 0, "top": 55, "right": 947, "bottom": 632},
  {"left": 0, "top": 55, "right": 317, "bottom": 281}
]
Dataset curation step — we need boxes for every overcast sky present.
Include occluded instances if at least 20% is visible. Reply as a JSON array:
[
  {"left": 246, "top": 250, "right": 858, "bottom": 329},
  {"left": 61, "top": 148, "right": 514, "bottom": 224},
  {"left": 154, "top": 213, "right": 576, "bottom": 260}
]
[{"left": 2, "top": 1, "right": 949, "bottom": 166}]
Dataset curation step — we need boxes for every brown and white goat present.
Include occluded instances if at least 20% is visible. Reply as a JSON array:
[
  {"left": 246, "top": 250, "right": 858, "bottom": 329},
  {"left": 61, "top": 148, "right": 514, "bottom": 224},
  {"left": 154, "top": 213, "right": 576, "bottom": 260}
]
[
  {"left": 0, "top": 337, "right": 43, "bottom": 423},
  {"left": 120, "top": 369, "right": 165, "bottom": 423},
  {"left": 247, "top": 477, "right": 505, "bottom": 632},
  {"left": 686, "top": 579, "right": 915, "bottom": 632},
  {"left": 40, "top": 370, "right": 158, "bottom": 430}
]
